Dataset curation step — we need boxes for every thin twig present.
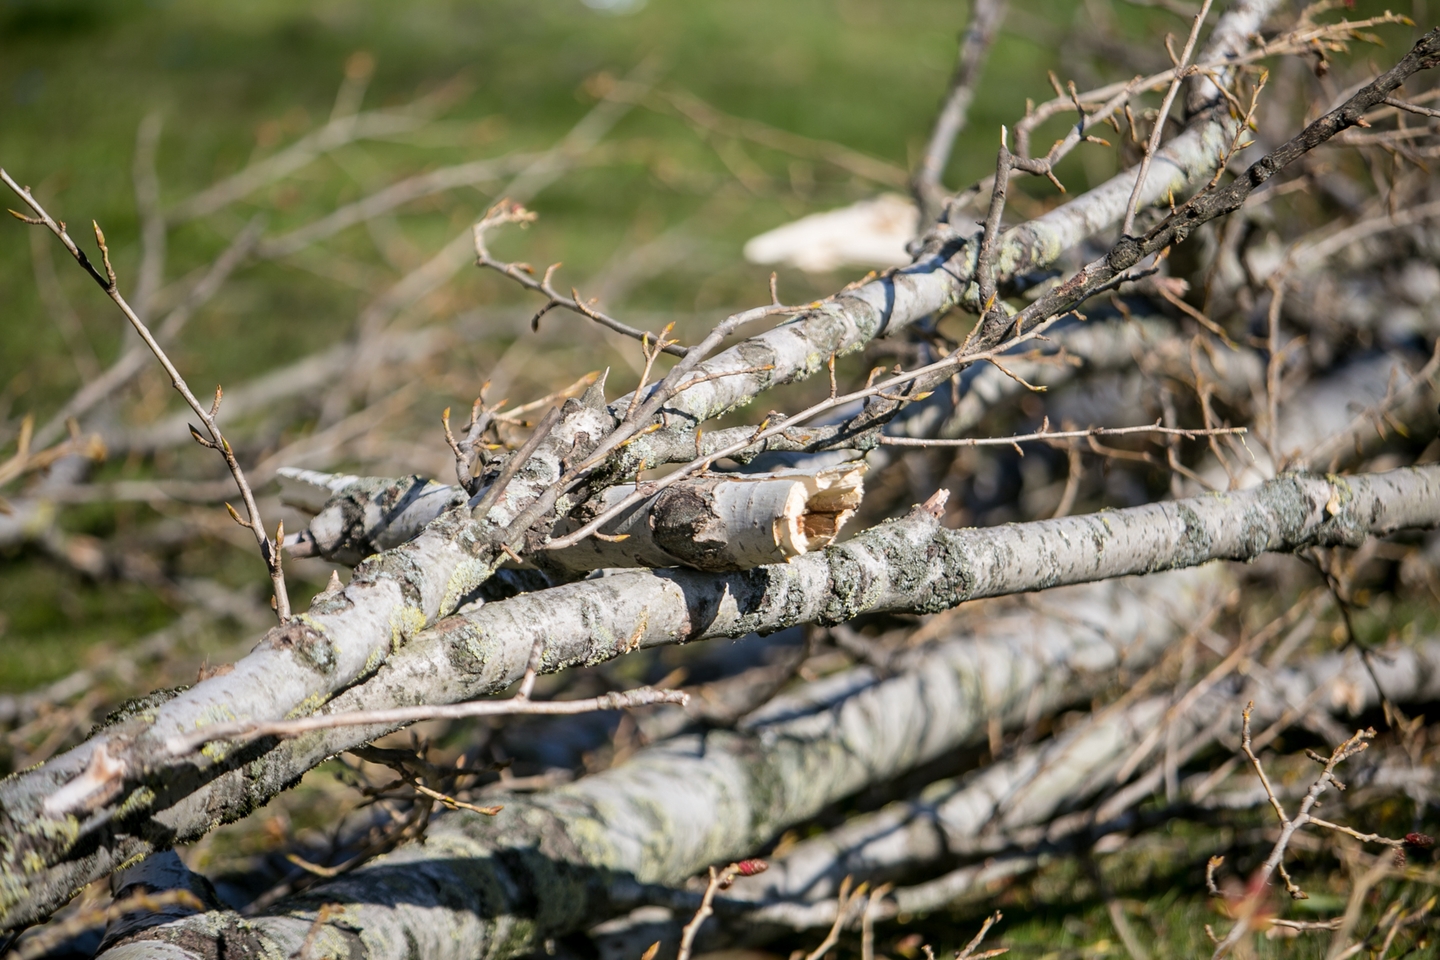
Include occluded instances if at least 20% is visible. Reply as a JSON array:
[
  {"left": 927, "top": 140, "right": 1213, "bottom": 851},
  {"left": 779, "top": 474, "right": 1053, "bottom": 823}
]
[
  {"left": 879, "top": 419, "right": 1245, "bottom": 448},
  {"left": 1382, "top": 95, "right": 1440, "bottom": 119},
  {"left": 1210, "top": 706, "right": 1379, "bottom": 957},
  {"left": 473, "top": 202, "right": 688, "bottom": 356},
  {"left": 956, "top": 911, "right": 1007, "bottom": 960},
  {"left": 913, "top": 0, "right": 1009, "bottom": 220},
  {"left": 2, "top": 171, "right": 290, "bottom": 622},
  {"left": 164, "top": 685, "right": 687, "bottom": 757},
  {"left": 804, "top": 877, "right": 865, "bottom": 960},
  {"left": 675, "top": 859, "right": 769, "bottom": 960},
  {"left": 1121, "top": 0, "right": 1216, "bottom": 236}
]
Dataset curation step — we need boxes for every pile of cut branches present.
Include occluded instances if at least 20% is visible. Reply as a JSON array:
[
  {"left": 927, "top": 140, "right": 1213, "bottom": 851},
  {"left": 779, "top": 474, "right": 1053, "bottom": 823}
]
[{"left": 3, "top": 2, "right": 1440, "bottom": 958}]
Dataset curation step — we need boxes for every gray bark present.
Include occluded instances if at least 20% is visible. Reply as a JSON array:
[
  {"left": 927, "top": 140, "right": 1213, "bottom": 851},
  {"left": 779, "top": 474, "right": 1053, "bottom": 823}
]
[
  {"left": 97, "top": 569, "right": 1220, "bottom": 960},
  {"left": 732, "top": 637, "right": 1440, "bottom": 923},
  {"left": 4, "top": 465, "right": 1439, "bottom": 929},
  {"left": 83, "top": 458, "right": 1440, "bottom": 954}
]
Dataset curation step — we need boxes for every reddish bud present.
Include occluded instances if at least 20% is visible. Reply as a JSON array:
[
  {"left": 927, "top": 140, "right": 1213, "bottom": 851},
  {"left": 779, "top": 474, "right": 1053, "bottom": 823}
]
[
  {"left": 1404, "top": 832, "right": 1435, "bottom": 848},
  {"left": 735, "top": 859, "right": 768, "bottom": 877}
]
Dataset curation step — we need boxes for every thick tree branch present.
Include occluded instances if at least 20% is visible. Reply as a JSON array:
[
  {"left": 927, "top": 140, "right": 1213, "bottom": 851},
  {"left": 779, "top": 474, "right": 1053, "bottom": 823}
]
[{"left": 5, "top": 464, "right": 1438, "bottom": 927}]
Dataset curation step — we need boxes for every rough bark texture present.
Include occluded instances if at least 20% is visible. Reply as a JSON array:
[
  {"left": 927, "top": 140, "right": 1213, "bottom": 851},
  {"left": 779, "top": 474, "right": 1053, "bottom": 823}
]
[
  {"left": 0, "top": 385, "right": 615, "bottom": 929},
  {"left": 733, "top": 638, "right": 1440, "bottom": 921},
  {"left": 4, "top": 464, "right": 1439, "bottom": 929},
  {"left": 98, "top": 569, "right": 1221, "bottom": 960},
  {"left": 10, "top": 8, "right": 1418, "bottom": 931}
]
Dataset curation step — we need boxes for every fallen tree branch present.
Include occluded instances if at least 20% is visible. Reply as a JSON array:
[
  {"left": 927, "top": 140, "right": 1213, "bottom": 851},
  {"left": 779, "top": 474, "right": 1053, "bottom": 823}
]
[
  {"left": 571, "top": 638, "right": 1440, "bottom": 953},
  {"left": 2, "top": 172, "right": 291, "bottom": 622},
  {"left": 96, "top": 569, "right": 1220, "bottom": 959},
  {"left": 12, "top": 461, "right": 1436, "bottom": 930}
]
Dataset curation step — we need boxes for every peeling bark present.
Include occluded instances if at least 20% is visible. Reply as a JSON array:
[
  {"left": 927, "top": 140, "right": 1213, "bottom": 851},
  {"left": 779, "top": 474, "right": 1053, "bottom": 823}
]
[{"left": 281, "top": 463, "right": 866, "bottom": 574}]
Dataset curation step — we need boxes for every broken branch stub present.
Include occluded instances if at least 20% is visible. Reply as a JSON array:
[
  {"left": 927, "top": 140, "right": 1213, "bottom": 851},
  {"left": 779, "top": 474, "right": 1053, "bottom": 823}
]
[
  {"left": 282, "top": 464, "right": 865, "bottom": 573},
  {"left": 547, "top": 464, "right": 865, "bottom": 573}
]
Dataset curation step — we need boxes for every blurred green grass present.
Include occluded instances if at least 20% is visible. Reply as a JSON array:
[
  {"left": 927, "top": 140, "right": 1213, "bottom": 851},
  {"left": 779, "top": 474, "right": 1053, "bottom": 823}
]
[{"left": 0, "top": 0, "right": 1101, "bottom": 408}]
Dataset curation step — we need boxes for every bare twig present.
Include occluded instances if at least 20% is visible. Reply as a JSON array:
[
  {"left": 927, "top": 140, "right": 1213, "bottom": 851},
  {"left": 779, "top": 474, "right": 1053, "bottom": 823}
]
[
  {"left": 676, "top": 859, "right": 769, "bottom": 960},
  {"left": 956, "top": 911, "right": 1008, "bottom": 960},
  {"left": 473, "top": 201, "right": 687, "bottom": 355},
  {"left": 1121, "top": 0, "right": 1216, "bottom": 236},
  {"left": 33, "top": 217, "right": 263, "bottom": 449},
  {"left": 878, "top": 418, "right": 1244, "bottom": 448},
  {"left": 164, "top": 685, "right": 687, "bottom": 756},
  {"left": 1210, "top": 705, "right": 1380, "bottom": 957},
  {"left": 1382, "top": 95, "right": 1440, "bottom": 119},
  {"left": 913, "top": 0, "right": 1009, "bottom": 220},
  {"left": 803, "top": 877, "right": 866, "bottom": 960},
  {"left": 3, "top": 172, "right": 290, "bottom": 621},
  {"left": 0, "top": 416, "right": 105, "bottom": 491}
]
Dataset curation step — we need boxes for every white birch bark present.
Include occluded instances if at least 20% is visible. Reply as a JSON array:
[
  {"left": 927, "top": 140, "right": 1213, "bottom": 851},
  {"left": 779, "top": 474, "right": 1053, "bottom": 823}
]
[
  {"left": 605, "top": 0, "right": 1278, "bottom": 474},
  {"left": 4, "top": 464, "right": 1439, "bottom": 929},
  {"left": 587, "top": 637, "right": 1440, "bottom": 951},
  {"left": 97, "top": 569, "right": 1220, "bottom": 960},
  {"left": 280, "top": 463, "right": 865, "bottom": 573},
  {"left": 91, "top": 460, "right": 1440, "bottom": 956}
]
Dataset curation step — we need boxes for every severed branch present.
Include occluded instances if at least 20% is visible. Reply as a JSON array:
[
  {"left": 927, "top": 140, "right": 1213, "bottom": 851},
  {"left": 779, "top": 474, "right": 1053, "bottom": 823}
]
[
  {"left": 10, "top": 464, "right": 1438, "bottom": 930},
  {"left": 2, "top": 171, "right": 291, "bottom": 622},
  {"left": 95, "top": 571, "right": 1217, "bottom": 959}
]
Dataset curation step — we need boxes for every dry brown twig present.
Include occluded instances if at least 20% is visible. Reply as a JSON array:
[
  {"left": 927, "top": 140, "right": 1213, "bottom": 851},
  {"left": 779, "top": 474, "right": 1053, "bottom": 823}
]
[
  {"left": 1, "top": 170, "right": 292, "bottom": 622},
  {"left": 0, "top": 415, "right": 105, "bottom": 503},
  {"left": 956, "top": 910, "right": 1008, "bottom": 960},
  {"left": 1206, "top": 702, "right": 1430, "bottom": 958},
  {"left": 473, "top": 201, "right": 687, "bottom": 355},
  {"left": 803, "top": 877, "right": 868, "bottom": 960}
]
